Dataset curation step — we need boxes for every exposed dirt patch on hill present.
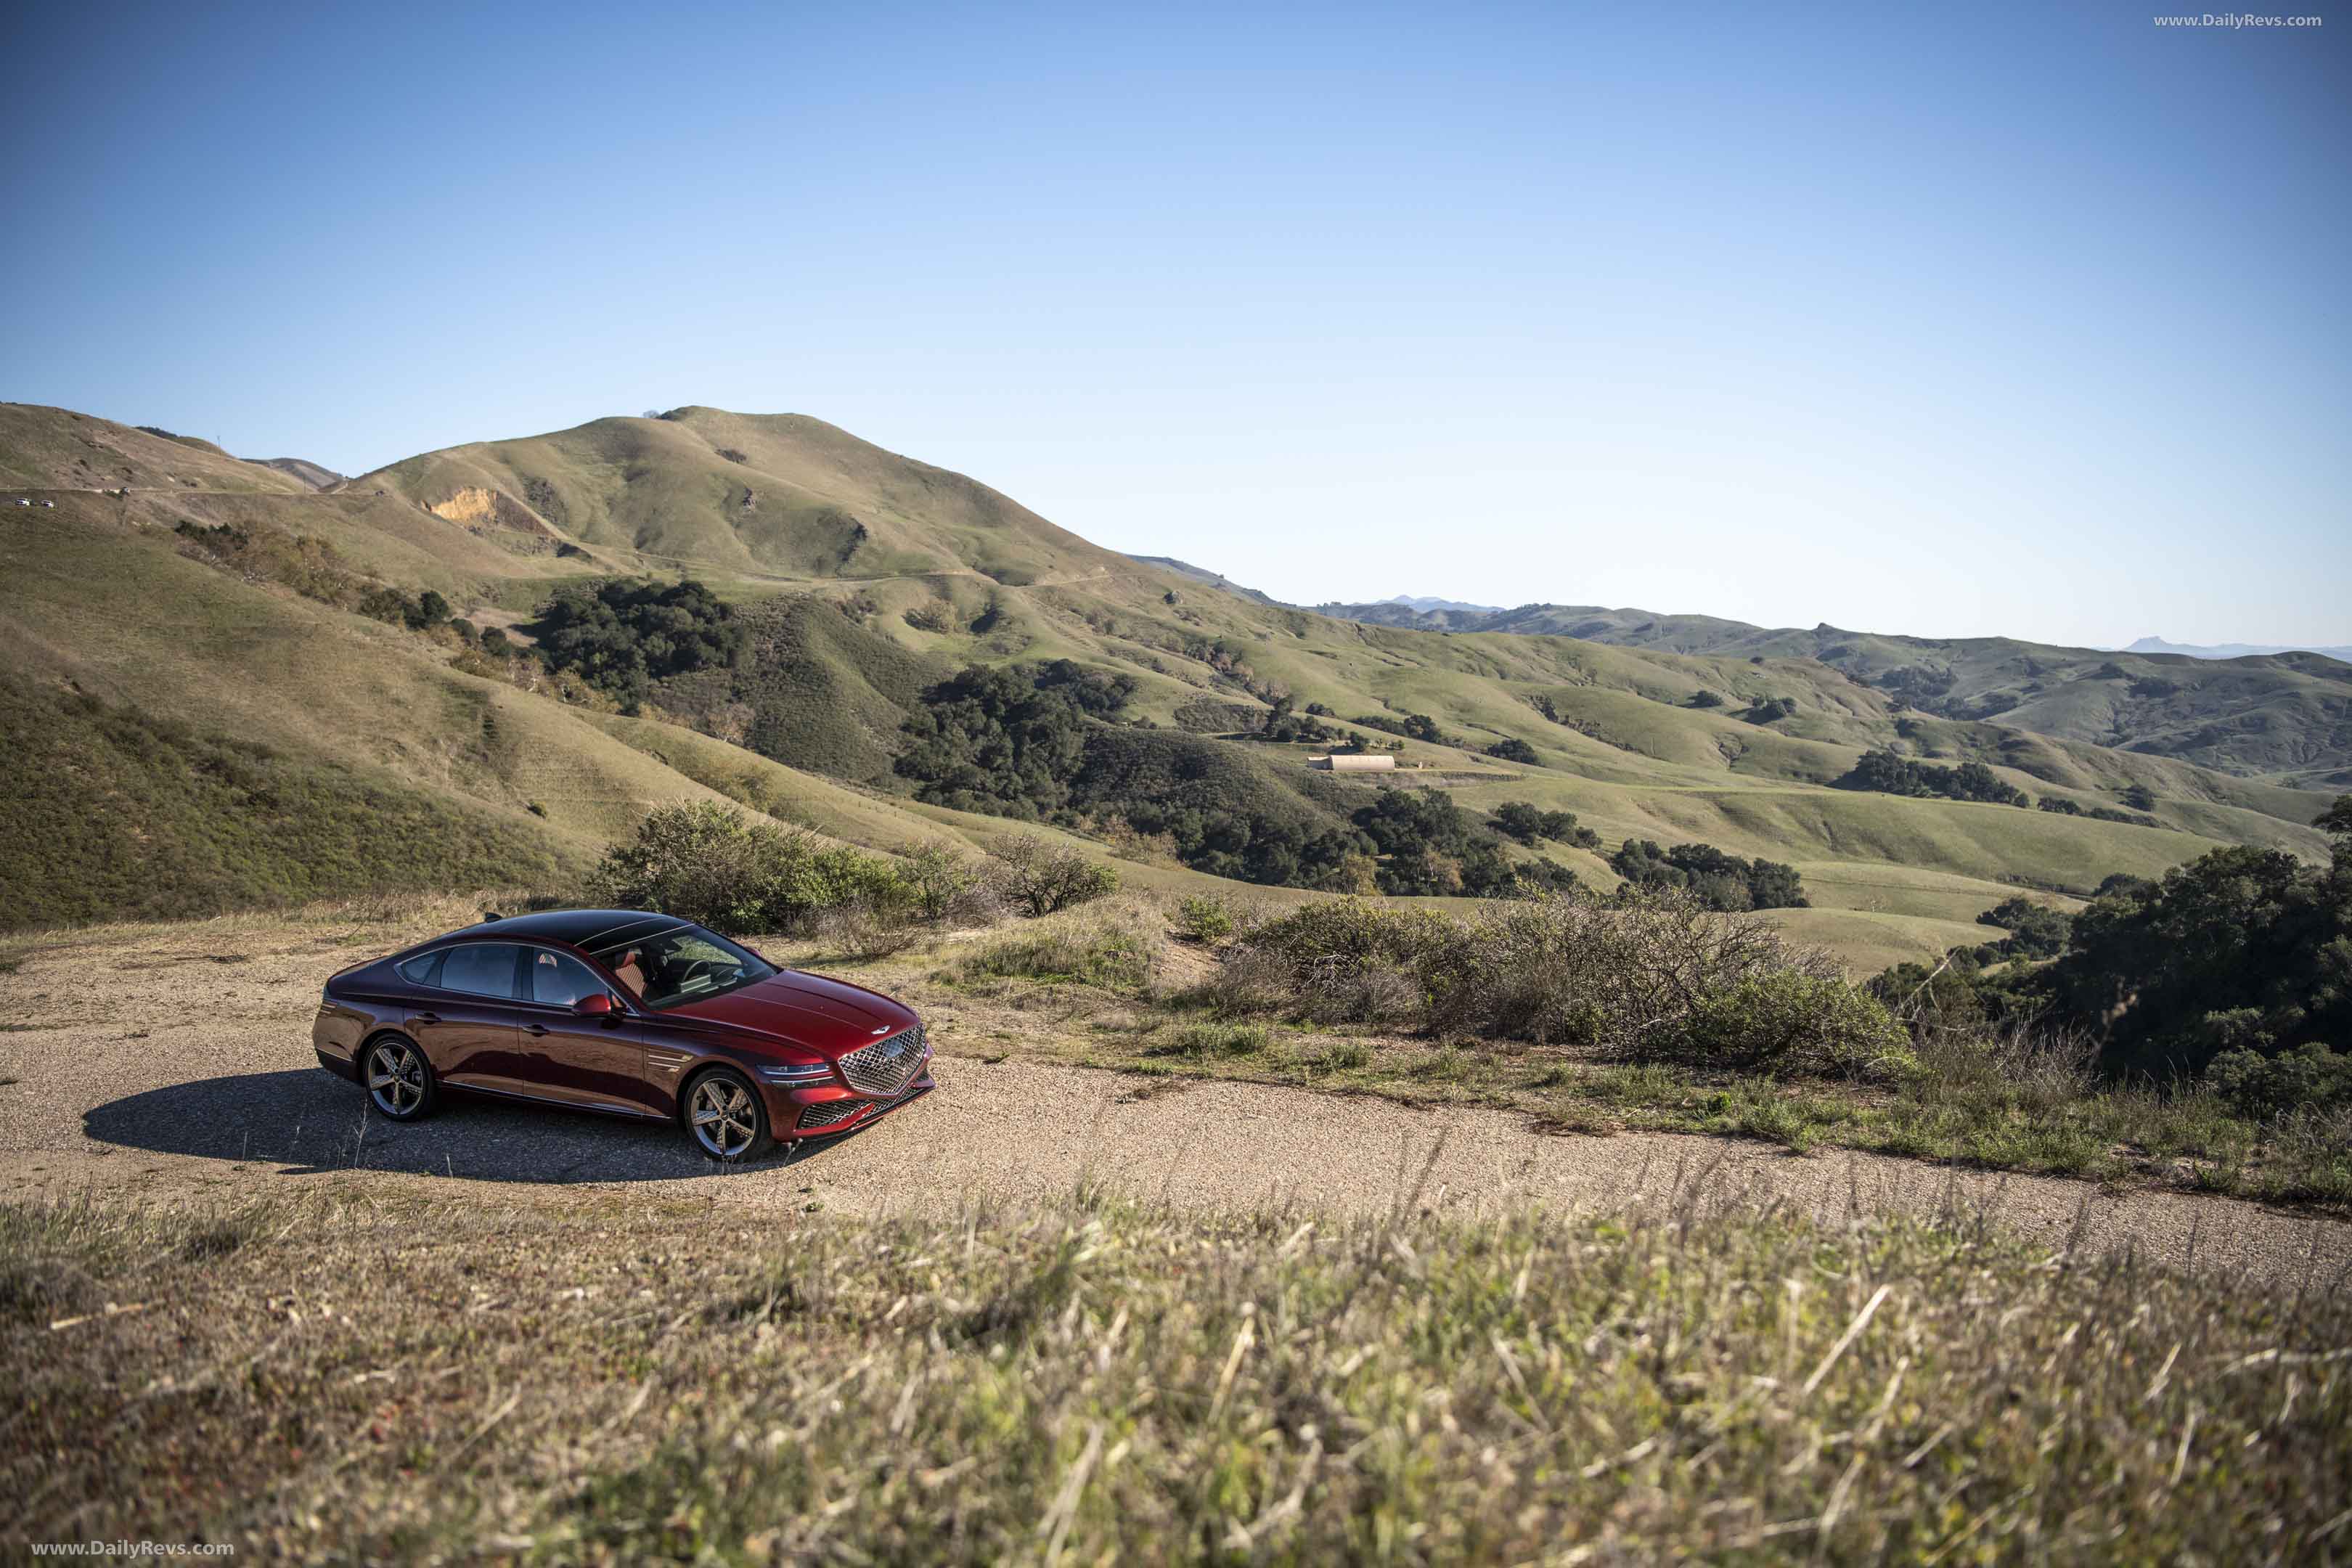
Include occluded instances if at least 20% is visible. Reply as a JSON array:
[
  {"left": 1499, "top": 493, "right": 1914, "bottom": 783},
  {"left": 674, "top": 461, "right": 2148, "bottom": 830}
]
[{"left": 428, "top": 484, "right": 559, "bottom": 539}]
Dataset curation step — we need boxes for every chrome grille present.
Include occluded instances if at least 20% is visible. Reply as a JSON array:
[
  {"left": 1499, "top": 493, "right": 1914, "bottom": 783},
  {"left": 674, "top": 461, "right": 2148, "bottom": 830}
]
[
  {"left": 840, "top": 1025, "right": 927, "bottom": 1097},
  {"left": 798, "top": 1099, "right": 862, "bottom": 1131}
]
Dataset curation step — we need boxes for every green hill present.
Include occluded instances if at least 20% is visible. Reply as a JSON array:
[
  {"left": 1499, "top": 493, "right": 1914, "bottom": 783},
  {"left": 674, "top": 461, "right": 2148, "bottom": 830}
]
[
  {"left": 1, "top": 401, "right": 2336, "bottom": 970},
  {"left": 1311, "top": 599, "right": 2352, "bottom": 786},
  {"left": 351, "top": 407, "right": 1130, "bottom": 586},
  {"left": 0, "top": 403, "right": 310, "bottom": 494}
]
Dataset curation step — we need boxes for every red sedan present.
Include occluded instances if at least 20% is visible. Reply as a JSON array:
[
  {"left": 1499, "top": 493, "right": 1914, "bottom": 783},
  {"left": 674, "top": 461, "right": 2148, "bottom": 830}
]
[{"left": 311, "top": 909, "right": 933, "bottom": 1162}]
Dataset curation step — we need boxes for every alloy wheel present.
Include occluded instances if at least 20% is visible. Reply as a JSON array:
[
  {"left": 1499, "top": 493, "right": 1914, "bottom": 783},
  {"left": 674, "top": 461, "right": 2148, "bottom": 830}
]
[
  {"left": 690, "top": 1076, "right": 760, "bottom": 1159},
  {"left": 367, "top": 1040, "right": 426, "bottom": 1116}
]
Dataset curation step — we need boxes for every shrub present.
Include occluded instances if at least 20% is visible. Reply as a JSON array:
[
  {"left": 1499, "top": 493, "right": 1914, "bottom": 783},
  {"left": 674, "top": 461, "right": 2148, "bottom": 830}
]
[
  {"left": 1173, "top": 893, "right": 1236, "bottom": 945},
  {"left": 587, "top": 801, "right": 912, "bottom": 934},
  {"left": 811, "top": 899, "right": 921, "bottom": 961},
  {"left": 897, "top": 842, "right": 984, "bottom": 923},
  {"left": 985, "top": 838, "right": 1119, "bottom": 917},
  {"left": 1486, "top": 737, "right": 1540, "bottom": 765},
  {"left": 1688, "top": 689, "right": 1725, "bottom": 709},
  {"left": 1677, "top": 972, "right": 1915, "bottom": 1079},
  {"left": 2207, "top": 1043, "right": 2352, "bottom": 1119},
  {"left": 902, "top": 602, "right": 954, "bottom": 634},
  {"left": 1421, "top": 894, "right": 1838, "bottom": 1050},
  {"left": 1214, "top": 891, "right": 1900, "bottom": 1072},
  {"left": 1223, "top": 901, "right": 1453, "bottom": 1026}
]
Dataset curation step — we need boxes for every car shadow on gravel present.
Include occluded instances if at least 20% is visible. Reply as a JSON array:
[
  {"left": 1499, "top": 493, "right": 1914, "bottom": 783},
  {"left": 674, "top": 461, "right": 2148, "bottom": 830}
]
[{"left": 81, "top": 1070, "right": 888, "bottom": 1183}]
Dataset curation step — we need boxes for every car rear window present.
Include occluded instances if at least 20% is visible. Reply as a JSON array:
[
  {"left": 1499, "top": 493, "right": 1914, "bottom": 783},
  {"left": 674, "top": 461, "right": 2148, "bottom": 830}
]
[
  {"left": 395, "top": 952, "right": 444, "bottom": 987},
  {"left": 438, "top": 943, "right": 522, "bottom": 1000}
]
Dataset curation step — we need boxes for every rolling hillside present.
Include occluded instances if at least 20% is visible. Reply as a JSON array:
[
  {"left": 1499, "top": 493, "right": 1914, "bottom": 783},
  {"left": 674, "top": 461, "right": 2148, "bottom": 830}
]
[
  {"left": 0, "top": 403, "right": 310, "bottom": 494},
  {"left": 351, "top": 407, "right": 1128, "bottom": 587},
  {"left": 1311, "top": 597, "right": 2352, "bottom": 787},
  {"left": 0, "top": 401, "right": 2336, "bottom": 973}
]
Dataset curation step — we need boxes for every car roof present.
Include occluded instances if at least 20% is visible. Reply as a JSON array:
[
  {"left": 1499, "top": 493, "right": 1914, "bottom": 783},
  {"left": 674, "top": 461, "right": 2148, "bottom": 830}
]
[{"left": 433, "top": 908, "right": 691, "bottom": 949}]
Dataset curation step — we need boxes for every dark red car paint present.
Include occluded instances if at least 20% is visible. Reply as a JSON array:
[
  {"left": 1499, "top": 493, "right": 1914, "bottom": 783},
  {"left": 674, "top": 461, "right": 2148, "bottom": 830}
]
[{"left": 311, "top": 911, "right": 931, "bottom": 1146}]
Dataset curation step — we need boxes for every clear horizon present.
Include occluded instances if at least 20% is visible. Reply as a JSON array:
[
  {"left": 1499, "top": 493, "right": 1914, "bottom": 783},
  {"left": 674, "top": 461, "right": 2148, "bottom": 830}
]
[{"left": 4, "top": 1, "right": 2345, "bottom": 646}]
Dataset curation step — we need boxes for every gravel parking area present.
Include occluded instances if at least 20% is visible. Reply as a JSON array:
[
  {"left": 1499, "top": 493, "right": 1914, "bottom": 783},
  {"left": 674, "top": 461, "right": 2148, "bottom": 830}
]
[{"left": 2, "top": 911, "right": 2346, "bottom": 1286}]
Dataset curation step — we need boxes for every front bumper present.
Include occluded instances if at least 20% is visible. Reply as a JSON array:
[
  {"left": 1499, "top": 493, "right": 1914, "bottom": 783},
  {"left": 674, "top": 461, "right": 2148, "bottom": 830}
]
[
  {"left": 770, "top": 1071, "right": 936, "bottom": 1139},
  {"left": 759, "top": 1026, "right": 933, "bottom": 1138}
]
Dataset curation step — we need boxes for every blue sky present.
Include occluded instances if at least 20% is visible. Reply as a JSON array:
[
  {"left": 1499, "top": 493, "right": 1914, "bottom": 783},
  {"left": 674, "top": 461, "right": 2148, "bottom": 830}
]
[{"left": 4, "top": 1, "right": 2344, "bottom": 646}]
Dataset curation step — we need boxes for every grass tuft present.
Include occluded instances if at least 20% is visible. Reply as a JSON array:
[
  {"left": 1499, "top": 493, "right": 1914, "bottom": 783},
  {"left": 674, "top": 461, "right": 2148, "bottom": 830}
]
[{"left": 5, "top": 1188, "right": 2346, "bottom": 1560}]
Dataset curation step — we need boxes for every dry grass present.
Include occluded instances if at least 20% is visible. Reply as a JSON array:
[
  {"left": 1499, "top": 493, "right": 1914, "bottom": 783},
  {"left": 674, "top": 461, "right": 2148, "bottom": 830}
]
[
  {"left": 4, "top": 1183, "right": 2347, "bottom": 1562},
  {"left": 778, "top": 897, "right": 2352, "bottom": 1209}
]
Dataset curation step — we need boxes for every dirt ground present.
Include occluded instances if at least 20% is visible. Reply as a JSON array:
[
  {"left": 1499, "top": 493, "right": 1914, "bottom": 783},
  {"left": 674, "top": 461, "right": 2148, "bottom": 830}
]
[{"left": 3, "top": 903, "right": 2347, "bottom": 1287}]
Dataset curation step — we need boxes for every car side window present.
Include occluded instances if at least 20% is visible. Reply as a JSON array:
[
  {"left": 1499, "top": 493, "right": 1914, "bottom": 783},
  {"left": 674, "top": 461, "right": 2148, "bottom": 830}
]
[
  {"left": 395, "top": 951, "right": 445, "bottom": 987},
  {"left": 528, "top": 948, "right": 608, "bottom": 1007},
  {"left": 438, "top": 943, "right": 522, "bottom": 1000}
]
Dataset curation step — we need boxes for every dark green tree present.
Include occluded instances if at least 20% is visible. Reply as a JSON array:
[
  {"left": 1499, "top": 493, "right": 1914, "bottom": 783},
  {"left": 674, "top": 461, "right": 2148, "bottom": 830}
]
[{"left": 1486, "top": 737, "right": 1540, "bottom": 764}]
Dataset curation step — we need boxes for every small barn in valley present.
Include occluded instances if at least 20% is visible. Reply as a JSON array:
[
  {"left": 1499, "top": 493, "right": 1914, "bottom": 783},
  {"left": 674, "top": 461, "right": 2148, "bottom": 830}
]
[{"left": 1309, "top": 753, "right": 1397, "bottom": 772}]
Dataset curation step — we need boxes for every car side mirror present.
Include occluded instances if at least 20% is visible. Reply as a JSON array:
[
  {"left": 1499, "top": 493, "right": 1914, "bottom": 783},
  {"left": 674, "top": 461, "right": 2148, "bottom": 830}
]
[{"left": 574, "top": 992, "right": 617, "bottom": 1017}]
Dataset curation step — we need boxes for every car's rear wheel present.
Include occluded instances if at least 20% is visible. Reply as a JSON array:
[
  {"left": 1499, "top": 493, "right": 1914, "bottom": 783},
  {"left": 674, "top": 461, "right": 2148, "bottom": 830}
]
[
  {"left": 685, "top": 1069, "right": 773, "bottom": 1164},
  {"left": 363, "top": 1034, "right": 437, "bottom": 1121}
]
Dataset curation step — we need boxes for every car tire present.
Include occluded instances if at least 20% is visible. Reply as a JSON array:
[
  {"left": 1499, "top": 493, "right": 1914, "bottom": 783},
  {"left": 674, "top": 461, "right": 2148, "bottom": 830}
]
[
  {"left": 685, "top": 1068, "right": 775, "bottom": 1164},
  {"left": 362, "top": 1033, "right": 438, "bottom": 1122}
]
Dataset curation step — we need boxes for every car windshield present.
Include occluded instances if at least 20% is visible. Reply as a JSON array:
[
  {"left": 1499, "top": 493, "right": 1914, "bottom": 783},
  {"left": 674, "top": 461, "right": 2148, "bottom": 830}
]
[{"left": 587, "top": 923, "right": 776, "bottom": 1010}]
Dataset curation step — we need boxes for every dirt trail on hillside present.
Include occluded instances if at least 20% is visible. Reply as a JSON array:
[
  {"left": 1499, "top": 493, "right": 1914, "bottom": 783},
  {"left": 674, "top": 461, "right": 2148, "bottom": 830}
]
[{"left": 2, "top": 913, "right": 2347, "bottom": 1287}]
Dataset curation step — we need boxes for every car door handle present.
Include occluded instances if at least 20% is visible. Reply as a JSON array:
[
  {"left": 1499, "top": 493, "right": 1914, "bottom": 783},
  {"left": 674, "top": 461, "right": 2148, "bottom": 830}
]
[
  {"left": 526, "top": 1024, "right": 549, "bottom": 1037},
  {"left": 416, "top": 1012, "right": 441, "bottom": 1024}
]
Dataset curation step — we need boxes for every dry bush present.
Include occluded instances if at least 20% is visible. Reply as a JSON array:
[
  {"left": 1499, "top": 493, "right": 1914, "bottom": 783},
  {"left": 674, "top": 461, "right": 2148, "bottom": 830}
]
[
  {"left": 1212, "top": 900, "right": 1449, "bottom": 1025},
  {"left": 984, "top": 838, "right": 1119, "bottom": 917},
  {"left": 810, "top": 899, "right": 921, "bottom": 962},
  {"left": 1171, "top": 892, "right": 1236, "bottom": 945},
  {"left": 940, "top": 881, "right": 1008, "bottom": 929},
  {"left": 1214, "top": 892, "right": 1909, "bottom": 1078},
  {"left": 1196, "top": 944, "right": 1297, "bottom": 1018},
  {"left": 1422, "top": 892, "right": 1842, "bottom": 1048}
]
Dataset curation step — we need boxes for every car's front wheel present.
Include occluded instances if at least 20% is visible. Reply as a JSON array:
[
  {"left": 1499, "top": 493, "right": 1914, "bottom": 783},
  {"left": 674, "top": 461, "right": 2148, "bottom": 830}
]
[
  {"left": 685, "top": 1069, "right": 774, "bottom": 1164},
  {"left": 363, "top": 1034, "right": 437, "bottom": 1121}
]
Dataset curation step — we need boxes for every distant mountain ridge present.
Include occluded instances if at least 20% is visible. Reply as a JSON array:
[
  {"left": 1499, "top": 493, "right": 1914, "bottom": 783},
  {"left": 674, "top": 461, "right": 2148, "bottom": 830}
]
[
  {"left": 1381, "top": 593, "right": 1505, "bottom": 614},
  {"left": 251, "top": 457, "right": 345, "bottom": 490},
  {"left": 1200, "top": 584, "right": 2352, "bottom": 788},
  {"left": 2125, "top": 635, "right": 2352, "bottom": 662},
  {"left": 1122, "top": 555, "right": 1280, "bottom": 605}
]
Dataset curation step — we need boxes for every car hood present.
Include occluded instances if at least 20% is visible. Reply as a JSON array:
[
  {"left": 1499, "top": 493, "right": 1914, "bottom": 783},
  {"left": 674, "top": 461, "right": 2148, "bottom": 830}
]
[{"left": 663, "top": 968, "right": 920, "bottom": 1054}]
